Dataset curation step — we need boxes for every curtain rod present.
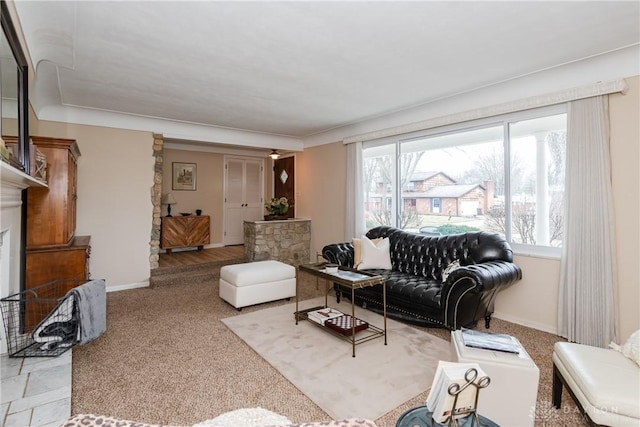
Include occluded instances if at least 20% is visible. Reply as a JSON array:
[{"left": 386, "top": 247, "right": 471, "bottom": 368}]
[{"left": 343, "top": 78, "right": 628, "bottom": 144}]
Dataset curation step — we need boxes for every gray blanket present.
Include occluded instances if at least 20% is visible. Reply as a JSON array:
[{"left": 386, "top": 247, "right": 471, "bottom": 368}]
[{"left": 70, "top": 279, "right": 107, "bottom": 344}]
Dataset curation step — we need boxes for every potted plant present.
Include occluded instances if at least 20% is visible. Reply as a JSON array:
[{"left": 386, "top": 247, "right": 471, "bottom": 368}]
[{"left": 264, "top": 197, "right": 291, "bottom": 220}]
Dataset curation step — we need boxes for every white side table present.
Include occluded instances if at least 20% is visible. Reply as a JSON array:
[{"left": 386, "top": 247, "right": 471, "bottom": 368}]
[{"left": 450, "top": 330, "right": 540, "bottom": 427}]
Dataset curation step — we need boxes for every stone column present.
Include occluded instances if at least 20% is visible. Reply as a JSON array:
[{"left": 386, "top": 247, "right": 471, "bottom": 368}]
[{"left": 149, "top": 133, "right": 164, "bottom": 270}]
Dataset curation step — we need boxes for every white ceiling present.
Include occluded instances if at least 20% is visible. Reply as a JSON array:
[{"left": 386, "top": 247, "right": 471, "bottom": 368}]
[{"left": 11, "top": 1, "right": 640, "bottom": 147}]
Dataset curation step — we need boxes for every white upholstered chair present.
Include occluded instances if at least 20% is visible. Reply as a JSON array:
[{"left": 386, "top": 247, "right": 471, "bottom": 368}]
[{"left": 552, "top": 341, "right": 640, "bottom": 426}]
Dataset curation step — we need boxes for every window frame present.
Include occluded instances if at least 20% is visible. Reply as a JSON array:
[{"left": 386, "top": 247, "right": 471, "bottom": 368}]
[{"left": 362, "top": 104, "right": 567, "bottom": 259}]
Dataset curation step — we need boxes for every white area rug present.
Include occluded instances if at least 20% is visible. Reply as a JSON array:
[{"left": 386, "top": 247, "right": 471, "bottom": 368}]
[{"left": 221, "top": 298, "right": 451, "bottom": 421}]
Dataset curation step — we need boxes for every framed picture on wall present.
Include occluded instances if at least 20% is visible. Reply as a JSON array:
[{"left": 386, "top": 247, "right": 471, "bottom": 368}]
[{"left": 172, "top": 162, "right": 197, "bottom": 191}]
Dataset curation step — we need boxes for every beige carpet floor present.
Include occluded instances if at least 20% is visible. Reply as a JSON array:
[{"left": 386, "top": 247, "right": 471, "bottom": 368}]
[
  {"left": 222, "top": 297, "right": 451, "bottom": 421},
  {"left": 71, "top": 272, "right": 586, "bottom": 426}
]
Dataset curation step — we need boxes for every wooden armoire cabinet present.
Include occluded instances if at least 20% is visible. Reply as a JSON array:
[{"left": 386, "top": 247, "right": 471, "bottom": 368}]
[{"left": 21, "top": 136, "right": 91, "bottom": 290}]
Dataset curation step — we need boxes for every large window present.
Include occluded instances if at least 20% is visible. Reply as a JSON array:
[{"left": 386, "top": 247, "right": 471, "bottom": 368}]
[{"left": 362, "top": 106, "right": 567, "bottom": 254}]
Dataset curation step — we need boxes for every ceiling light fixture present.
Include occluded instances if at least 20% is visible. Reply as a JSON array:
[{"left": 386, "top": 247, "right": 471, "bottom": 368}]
[{"left": 269, "top": 149, "right": 280, "bottom": 160}]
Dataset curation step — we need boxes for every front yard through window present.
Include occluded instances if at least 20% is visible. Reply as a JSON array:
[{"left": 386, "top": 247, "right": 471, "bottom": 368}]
[{"left": 362, "top": 107, "right": 567, "bottom": 253}]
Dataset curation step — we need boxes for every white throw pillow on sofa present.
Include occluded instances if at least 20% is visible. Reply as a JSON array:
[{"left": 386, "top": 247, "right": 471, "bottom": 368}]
[
  {"left": 353, "top": 237, "right": 383, "bottom": 268},
  {"left": 357, "top": 236, "right": 392, "bottom": 270}
]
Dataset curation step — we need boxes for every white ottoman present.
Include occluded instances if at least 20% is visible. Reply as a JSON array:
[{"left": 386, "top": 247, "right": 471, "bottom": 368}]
[
  {"left": 219, "top": 260, "right": 296, "bottom": 310},
  {"left": 451, "top": 330, "right": 540, "bottom": 427}
]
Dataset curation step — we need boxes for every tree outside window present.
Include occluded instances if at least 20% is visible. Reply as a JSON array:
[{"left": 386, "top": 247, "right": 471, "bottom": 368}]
[{"left": 361, "top": 109, "right": 567, "bottom": 250}]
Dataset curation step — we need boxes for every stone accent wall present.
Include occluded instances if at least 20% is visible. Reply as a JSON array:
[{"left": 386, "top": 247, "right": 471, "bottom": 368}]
[
  {"left": 244, "top": 219, "right": 311, "bottom": 266},
  {"left": 149, "top": 133, "right": 164, "bottom": 270}
]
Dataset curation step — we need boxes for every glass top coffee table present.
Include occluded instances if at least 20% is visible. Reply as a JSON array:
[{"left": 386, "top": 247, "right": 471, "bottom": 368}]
[{"left": 295, "top": 262, "right": 387, "bottom": 357}]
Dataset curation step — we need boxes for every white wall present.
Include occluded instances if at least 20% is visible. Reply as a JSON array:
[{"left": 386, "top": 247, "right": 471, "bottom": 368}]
[
  {"left": 31, "top": 120, "right": 154, "bottom": 289},
  {"left": 609, "top": 76, "right": 640, "bottom": 342},
  {"left": 162, "top": 149, "right": 225, "bottom": 245}
]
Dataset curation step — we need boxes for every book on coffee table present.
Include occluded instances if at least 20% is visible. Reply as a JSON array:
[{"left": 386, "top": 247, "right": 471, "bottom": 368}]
[
  {"left": 461, "top": 327, "right": 521, "bottom": 354},
  {"left": 307, "top": 308, "right": 344, "bottom": 325}
]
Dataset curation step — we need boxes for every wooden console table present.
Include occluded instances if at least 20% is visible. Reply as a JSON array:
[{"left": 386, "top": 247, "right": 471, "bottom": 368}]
[{"left": 161, "top": 215, "right": 210, "bottom": 254}]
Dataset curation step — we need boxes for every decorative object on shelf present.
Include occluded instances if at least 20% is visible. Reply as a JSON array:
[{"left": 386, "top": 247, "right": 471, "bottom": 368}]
[
  {"left": 195, "top": 209, "right": 202, "bottom": 216},
  {"left": 172, "top": 162, "right": 196, "bottom": 190},
  {"left": 33, "top": 147, "right": 47, "bottom": 183},
  {"left": 180, "top": 212, "right": 191, "bottom": 216},
  {"left": 269, "top": 149, "right": 280, "bottom": 159},
  {"left": 162, "top": 193, "right": 177, "bottom": 217},
  {"left": 426, "top": 362, "right": 491, "bottom": 426},
  {"left": 0, "top": 137, "right": 10, "bottom": 163}
]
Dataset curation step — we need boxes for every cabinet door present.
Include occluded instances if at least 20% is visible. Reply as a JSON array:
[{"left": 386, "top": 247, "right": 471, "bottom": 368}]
[
  {"left": 26, "top": 137, "right": 79, "bottom": 247},
  {"left": 185, "top": 216, "right": 210, "bottom": 246},
  {"left": 25, "top": 245, "right": 90, "bottom": 328},
  {"left": 161, "top": 217, "right": 187, "bottom": 248},
  {"left": 161, "top": 216, "right": 210, "bottom": 249}
]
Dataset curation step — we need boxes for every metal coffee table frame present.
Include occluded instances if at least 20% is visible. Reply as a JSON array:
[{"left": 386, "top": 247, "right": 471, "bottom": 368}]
[{"left": 295, "top": 262, "right": 387, "bottom": 357}]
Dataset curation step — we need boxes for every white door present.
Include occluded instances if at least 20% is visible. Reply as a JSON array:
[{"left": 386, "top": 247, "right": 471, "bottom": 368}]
[{"left": 224, "top": 157, "right": 264, "bottom": 245}]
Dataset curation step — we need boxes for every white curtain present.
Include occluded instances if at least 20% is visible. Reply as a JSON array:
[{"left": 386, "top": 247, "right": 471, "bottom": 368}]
[
  {"left": 558, "top": 95, "right": 619, "bottom": 347},
  {"left": 345, "top": 142, "right": 365, "bottom": 241}
]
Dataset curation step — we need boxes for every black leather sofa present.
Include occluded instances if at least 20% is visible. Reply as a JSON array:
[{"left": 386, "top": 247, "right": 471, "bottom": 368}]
[{"left": 321, "top": 226, "right": 522, "bottom": 330}]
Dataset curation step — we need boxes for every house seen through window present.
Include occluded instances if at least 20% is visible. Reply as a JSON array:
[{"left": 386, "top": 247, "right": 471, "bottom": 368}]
[{"left": 362, "top": 106, "right": 567, "bottom": 252}]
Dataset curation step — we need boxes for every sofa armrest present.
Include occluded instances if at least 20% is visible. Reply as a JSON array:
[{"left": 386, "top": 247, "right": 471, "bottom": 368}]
[
  {"left": 441, "top": 261, "right": 522, "bottom": 329},
  {"left": 447, "top": 261, "right": 522, "bottom": 293},
  {"left": 322, "top": 243, "right": 355, "bottom": 268}
]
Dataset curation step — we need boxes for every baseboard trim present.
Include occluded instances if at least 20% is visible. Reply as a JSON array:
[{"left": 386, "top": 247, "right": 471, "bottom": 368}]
[
  {"left": 106, "top": 280, "right": 149, "bottom": 293},
  {"left": 493, "top": 311, "right": 558, "bottom": 335}
]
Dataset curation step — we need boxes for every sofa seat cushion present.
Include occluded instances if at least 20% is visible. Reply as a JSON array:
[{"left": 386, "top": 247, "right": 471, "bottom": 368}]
[
  {"left": 349, "top": 269, "right": 442, "bottom": 310},
  {"left": 553, "top": 342, "right": 640, "bottom": 424}
]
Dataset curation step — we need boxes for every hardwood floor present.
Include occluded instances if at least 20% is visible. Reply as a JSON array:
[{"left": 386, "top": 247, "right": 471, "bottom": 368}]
[{"left": 158, "top": 245, "right": 245, "bottom": 268}]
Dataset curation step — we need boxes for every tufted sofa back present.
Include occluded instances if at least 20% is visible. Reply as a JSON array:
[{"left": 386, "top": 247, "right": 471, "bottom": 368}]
[{"left": 366, "top": 226, "right": 514, "bottom": 281}]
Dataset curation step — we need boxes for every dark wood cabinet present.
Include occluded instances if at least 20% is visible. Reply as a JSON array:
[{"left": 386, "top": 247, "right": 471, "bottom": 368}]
[
  {"left": 25, "top": 136, "right": 80, "bottom": 248},
  {"left": 16, "top": 135, "right": 91, "bottom": 289},
  {"left": 161, "top": 215, "right": 210, "bottom": 253}
]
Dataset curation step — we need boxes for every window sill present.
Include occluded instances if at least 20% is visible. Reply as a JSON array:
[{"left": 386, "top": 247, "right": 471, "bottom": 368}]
[{"left": 512, "top": 243, "right": 561, "bottom": 260}]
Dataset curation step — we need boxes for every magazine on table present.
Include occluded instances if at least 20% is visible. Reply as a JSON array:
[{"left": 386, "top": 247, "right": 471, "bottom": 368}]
[
  {"left": 306, "top": 308, "right": 344, "bottom": 325},
  {"left": 328, "top": 270, "right": 371, "bottom": 281},
  {"left": 426, "top": 361, "right": 488, "bottom": 423},
  {"left": 461, "top": 327, "right": 521, "bottom": 354}
]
